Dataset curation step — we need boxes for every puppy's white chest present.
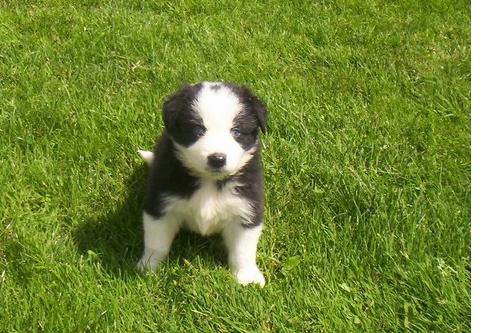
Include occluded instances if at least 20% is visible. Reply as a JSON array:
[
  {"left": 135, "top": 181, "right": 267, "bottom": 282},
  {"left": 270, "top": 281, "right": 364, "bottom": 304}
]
[{"left": 169, "top": 181, "right": 251, "bottom": 236}]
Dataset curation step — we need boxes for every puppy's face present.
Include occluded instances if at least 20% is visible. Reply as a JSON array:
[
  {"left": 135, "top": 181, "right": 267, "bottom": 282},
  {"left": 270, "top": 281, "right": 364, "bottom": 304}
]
[{"left": 163, "top": 82, "right": 267, "bottom": 180}]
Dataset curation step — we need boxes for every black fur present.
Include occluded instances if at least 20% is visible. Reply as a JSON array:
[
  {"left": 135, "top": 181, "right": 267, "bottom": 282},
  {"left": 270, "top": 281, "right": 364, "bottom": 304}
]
[
  {"left": 233, "top": 150, "right": 265, "bottom": 227},
  {"left": 143, "top": 82, "right": 267, "bottom": 227},
  {"left": 143, "top": 133, "right": 199, "bottom": 218}
]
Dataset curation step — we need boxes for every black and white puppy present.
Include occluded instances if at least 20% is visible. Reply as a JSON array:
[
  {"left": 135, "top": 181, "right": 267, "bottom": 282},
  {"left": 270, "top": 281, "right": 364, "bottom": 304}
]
[{"left": 137, "top": 82, "right": 268, "bottom": 286}]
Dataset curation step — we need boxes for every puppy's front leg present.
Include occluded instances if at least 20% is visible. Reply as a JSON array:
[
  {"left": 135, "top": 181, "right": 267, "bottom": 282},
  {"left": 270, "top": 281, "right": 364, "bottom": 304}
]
[
  {"left": 223, "top": 223, "right": 265, "bottom": 287},
  {"left": 137, "top": 212, "right": 181, "bottom": 272}
]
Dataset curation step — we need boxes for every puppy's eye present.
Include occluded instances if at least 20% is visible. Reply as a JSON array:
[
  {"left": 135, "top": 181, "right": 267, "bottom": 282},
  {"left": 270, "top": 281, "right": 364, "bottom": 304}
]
[
  {"left": 230, "top": 127, "right": 241, "bottom": 138},
  {"left": 193, "top": 125, "right": 206, "bottom": 137}
]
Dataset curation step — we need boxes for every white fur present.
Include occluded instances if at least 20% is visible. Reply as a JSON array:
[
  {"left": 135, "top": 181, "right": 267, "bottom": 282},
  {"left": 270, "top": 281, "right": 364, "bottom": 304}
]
[
  {"left": 166, "top": 180, "right": 254, "bottom": 236},
  {"left": 173, "top": 83, "right": 255, "bottom": 180}
]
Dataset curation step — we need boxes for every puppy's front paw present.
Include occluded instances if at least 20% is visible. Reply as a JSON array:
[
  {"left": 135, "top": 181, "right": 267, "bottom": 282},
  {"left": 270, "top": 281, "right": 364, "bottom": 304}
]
[
  {"left": 137, "top": 256, "right": 158, "bottom": 272},
  {"left": 235, "top": 267, "right": 266, "bottom": 287},
  {"left": 136, "top": 251, "right": 165, "bottom": 272}
]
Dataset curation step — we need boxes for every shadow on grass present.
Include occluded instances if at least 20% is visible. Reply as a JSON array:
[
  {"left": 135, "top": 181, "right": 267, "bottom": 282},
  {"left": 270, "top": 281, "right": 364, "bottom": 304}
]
[{"left": 72, "top": 164, "right": 226, "bottom": 277}]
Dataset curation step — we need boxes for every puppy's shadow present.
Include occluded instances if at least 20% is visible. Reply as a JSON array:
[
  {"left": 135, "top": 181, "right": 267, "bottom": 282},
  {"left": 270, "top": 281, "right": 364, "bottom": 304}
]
[{"left": 72, "top": 164, "right": 226, "bottom": 276}]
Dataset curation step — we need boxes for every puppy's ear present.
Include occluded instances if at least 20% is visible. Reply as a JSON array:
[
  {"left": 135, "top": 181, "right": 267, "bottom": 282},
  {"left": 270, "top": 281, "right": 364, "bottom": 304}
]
[
  {"left": 162, "top": 91, "right": 181, "bottom": 134},
  {"left": 253, "top": 95, "right": 268, "bottom": 134},
  {"left": 242, "top": 87, "right": 268, "bottom": 134}
]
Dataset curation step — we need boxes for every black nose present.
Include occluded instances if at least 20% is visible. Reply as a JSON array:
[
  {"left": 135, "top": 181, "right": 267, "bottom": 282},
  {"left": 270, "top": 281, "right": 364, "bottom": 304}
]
[{"left": 207, "top": 153, "right": 226, "bottom": 169}]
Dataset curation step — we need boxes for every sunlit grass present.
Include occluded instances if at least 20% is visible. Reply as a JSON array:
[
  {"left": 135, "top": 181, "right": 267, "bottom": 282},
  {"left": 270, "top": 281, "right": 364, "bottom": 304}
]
[{"left": 0, "top": 0, "right": 470, "bottom": 331}]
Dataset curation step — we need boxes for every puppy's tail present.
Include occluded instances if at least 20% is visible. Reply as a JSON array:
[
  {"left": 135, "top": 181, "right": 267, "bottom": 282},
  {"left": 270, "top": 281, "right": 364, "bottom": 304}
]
[{"left": 138, "top": 150, "right": 154, "bottom": 166}]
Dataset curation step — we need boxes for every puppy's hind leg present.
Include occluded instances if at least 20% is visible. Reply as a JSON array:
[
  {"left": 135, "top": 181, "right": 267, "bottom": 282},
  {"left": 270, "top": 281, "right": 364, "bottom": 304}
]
[{"left": 137, "top": 212, "right": 181, "bottom": 272}]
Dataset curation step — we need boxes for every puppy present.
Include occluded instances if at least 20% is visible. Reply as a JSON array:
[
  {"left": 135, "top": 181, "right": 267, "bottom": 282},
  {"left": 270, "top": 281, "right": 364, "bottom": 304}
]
[{"left": 137, "top": 82, "right": 268, "bottom": 286}]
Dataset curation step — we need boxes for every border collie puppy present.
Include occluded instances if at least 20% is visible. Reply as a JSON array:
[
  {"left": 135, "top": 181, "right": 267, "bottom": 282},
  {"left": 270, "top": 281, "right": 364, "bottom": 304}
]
[{"left": 137, "top": 82, "right": 268, "bottom": 286}]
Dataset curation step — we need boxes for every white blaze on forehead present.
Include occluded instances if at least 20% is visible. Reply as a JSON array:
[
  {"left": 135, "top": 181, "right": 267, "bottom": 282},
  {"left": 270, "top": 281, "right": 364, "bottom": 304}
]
[{"left": 192, "top": 83, "right": 242, "bottom": 130}]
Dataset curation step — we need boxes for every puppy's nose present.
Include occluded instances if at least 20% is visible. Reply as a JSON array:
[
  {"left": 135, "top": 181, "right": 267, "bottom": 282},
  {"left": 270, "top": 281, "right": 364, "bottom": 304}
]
[{"left": 207, "top": 153, "right": 226, "bottom": 169}]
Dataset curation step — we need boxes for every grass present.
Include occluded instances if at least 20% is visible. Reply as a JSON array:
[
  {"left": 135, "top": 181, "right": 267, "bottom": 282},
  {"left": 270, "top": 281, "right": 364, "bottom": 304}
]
[{"left": 0, "top": 0, "right": 470, "bottom": 331}]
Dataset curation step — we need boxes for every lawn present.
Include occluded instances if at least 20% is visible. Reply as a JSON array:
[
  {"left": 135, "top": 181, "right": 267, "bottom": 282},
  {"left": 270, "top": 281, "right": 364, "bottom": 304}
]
[{"left": 0, "top": 0, "right": 470, "bottom": 331}]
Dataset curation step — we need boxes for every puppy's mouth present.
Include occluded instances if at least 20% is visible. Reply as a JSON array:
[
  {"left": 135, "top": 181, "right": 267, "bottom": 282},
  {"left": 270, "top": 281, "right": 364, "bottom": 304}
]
[{"left": 206, "top": 166, "right": 230, "bottom": 178}]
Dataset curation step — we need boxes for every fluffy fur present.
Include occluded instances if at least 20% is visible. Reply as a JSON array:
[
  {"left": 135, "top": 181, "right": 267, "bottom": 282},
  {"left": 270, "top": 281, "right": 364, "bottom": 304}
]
[{"left": 137, "top": 82, "right": 268, "bottom": 286}]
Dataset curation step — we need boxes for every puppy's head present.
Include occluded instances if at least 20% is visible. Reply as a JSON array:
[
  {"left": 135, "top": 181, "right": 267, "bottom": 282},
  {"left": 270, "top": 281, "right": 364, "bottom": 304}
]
[{"left": 163, "top": 82, "right": 267, "bottom": 180}]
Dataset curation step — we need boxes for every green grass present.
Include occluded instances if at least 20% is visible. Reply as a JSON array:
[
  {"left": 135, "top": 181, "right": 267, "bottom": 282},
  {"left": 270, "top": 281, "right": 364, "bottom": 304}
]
[{"left": 0, "top": 0, "right": 470, "bottom": 331}]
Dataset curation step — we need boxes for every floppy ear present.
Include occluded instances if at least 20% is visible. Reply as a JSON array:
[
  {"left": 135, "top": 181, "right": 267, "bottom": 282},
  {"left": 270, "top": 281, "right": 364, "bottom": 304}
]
[
  {"left": 162, "top": 91, "right": 181, "bottom": 134},
  {"left": 252, "top": 95, "right": 268, "bottom": 134},
  {"left": 242, "top": 87, "right": 268, "bottom": 134}
]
